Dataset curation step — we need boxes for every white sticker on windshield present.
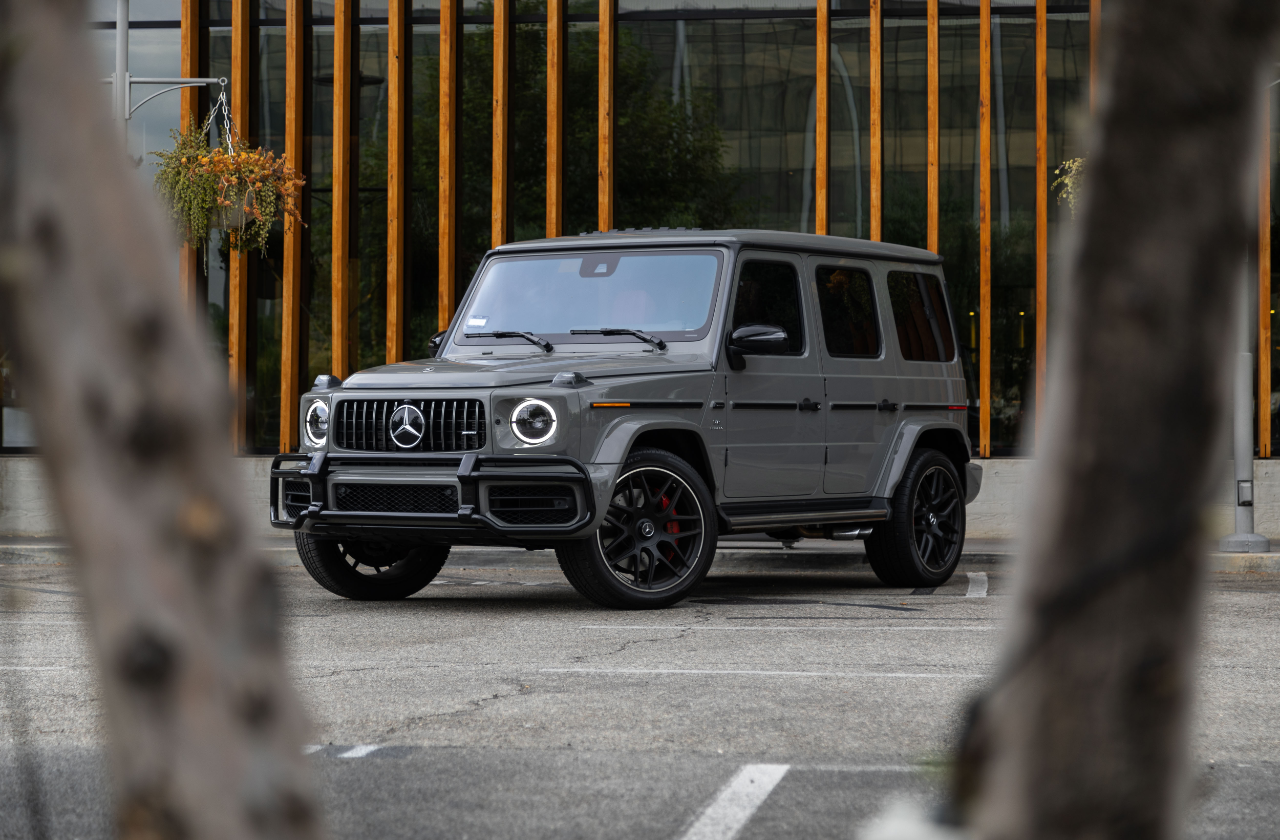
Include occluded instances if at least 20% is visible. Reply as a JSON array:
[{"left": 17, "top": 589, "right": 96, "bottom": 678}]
[{"left": 467, "top": 317, "right": 488, "bottom": 327}]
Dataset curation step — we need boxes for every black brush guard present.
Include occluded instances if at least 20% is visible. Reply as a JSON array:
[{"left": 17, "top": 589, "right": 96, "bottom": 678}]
[{"left": 269, "top": 452, "right": 595, "bottom": 537}]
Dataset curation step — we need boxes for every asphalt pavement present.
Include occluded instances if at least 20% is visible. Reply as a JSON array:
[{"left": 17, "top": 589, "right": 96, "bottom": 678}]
[{"left": 1, "top": 544, "right": 1278, "bottom": 839}]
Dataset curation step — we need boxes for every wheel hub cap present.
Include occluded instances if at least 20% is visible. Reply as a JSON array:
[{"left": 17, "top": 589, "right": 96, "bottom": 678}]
[{"left": 638, "top": 519, "right": 656, "bottom": 538}]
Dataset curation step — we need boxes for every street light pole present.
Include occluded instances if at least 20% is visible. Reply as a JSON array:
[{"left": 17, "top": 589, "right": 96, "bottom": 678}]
[
  {"left": 1220, "top": 259, "right": 1270, "bottom": 552},
  {"left": 114, "top": 0, "right": 129, "bottom": 141}
]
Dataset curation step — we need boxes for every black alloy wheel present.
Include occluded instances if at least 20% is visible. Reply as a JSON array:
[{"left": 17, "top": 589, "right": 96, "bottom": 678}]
[
  {"left": 598, "top": 466, "right": 706, "bottom": 592},
  {"left": 865, "top": 448, "right": 965, "bottom": 588},
  {"left": 296, "top": 533, "right": 449, "bottom": 600},
  {"left": 912, "top": 465, "right": 962, "bottom": 571},
  {"left": 557, "top": 448, "right": 718, "bottom": 609}
]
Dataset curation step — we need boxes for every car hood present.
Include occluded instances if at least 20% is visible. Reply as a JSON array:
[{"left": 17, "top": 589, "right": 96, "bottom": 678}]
[{"left": 339, "top": 352, "right": 713, "bottom": 389}]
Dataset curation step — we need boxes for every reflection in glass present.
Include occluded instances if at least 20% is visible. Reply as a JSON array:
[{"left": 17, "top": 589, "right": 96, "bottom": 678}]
[
  {"left": 829, "top": 18, "right": 870, "bottom": 240},
  {"left": 882, "top": 17, "right": 925, "bottom": 250},
  {"left": 356, "top": 26, "right": 390, "bottom": 373},
  {"left": 989, "top": 14, "right": 1035, "bottom": 452},
  {"left": 308, "top": 25, "right": 336, "bottom": 386},
  {"left": 409, "top": 24, "right": 441, "bottom": 358},
  {"left": 617, "top": 18, "right": 816, "bottom": 231}
]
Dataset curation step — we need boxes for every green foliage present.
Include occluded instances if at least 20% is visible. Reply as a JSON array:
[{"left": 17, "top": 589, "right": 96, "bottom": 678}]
[
  {"left": 1053, "top": 156, "right": 1086, "bottom": 217},
  {"left": 152, "top": 115, "right": 305, "bottom": 255}
]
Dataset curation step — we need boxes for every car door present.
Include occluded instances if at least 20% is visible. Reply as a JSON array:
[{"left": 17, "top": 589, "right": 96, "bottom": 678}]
[
  {"left": 810, "top": 259, "right": 897, "bottom": 495},
  {"left": 721, "top": 252, "right": 825, "bottom": 498}
]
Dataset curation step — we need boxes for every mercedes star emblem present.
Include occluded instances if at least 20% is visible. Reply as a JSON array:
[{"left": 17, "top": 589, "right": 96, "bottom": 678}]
[
  {"left": 422, "top": 367, "right": 434, "bottom": 372},
  {"left": 389, "top": 404, "right": 426, "bottom": 448}
]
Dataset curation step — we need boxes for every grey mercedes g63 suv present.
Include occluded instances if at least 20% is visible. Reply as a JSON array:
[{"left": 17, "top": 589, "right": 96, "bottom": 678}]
[{"left": 270, "top": 229, "right": 982, "bottom": 609}]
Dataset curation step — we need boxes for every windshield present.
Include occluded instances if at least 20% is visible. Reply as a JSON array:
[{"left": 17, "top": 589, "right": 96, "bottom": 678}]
[{"left": 451, "top": 250, "right": 723, "bottom": 349}]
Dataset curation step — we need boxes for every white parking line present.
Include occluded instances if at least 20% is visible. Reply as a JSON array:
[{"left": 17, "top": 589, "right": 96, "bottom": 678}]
[
  {"left": 966, "top": 572, "right": 988, "bottom": 598},
  {"left": 338, "top": 745, "right": 382, "bottom": 758},
  {"left": 542, "top": 668, "right": 985, "bottom": 679},
  {"left": 679, "top": 764, "right": 789, "bottom": 840},
  {"left": 578, "top": 625, "right": 1000, "bottom": 632},
  {"left": 302, "top": 744, "right": 324, "bottom": 755}
]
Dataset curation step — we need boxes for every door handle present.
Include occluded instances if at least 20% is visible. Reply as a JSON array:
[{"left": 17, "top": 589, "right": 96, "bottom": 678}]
[
  {"left": 799, "top": 398, "right": 822, "bottom": 412},
  {"left": 877, "top": 399, "right": 899, "bottom": 412}
]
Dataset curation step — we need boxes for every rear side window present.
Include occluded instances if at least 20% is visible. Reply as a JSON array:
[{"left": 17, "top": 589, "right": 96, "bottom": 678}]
[
  {"left": 815, "top": 267, "right": 880, "bottom": 357},
  {"left": 887, "top": 272, "right": 956, "bottom": 362},
  {"left": 731, "top": 261, "right": 805, "bottom": 354}
]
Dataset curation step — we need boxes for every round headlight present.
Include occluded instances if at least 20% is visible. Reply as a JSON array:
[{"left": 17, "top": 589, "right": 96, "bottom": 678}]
[
  {"left": 510, "top": 399, "right": 557, "bottom": 445},
  {"left": 304, "top": 400, "right": 329, "bottom": 446}
]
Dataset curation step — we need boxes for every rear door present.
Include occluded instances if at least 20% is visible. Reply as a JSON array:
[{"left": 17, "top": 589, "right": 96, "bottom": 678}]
[
  {"left": 811, "top": 258, "right": 896, "bottom": 495},
  {"left": 721, "top": 252, "right": 825, "bottom": 498}
]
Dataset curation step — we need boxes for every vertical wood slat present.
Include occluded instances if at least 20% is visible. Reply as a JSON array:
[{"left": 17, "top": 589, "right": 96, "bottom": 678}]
[
  {"left": 598, "top": 0, "right": 615, "bottom": 232},
  {"left": 281, "top": 0, "right": 305, "bottom": 453},
  {"left": 492, "top": 0, "right": 511, "bottom": 247},
  {"left": 387, "top": 0, "right": 408, "bottom": 363},
  {"left": 1261, "top": 97, "right": 1272, "bottom": 458},
  {"left": 332, "top": 0, "right": 353, "bottom": 377},
  {"left": 814, "top": 0, "right": 829, "bottom": 235},
  {"left": 179, "top": 0, "right": 200, "bottom": 317},
  {"left": 439, "top": 0, "right": 460, "bottom": 330},
  {"left": 979, "top": 0, "right": 992, "bottom": 457},
  {"left": 1035, "top": 0, "right": 1047, "bottom": 442},
  {"left": 1089, "top": 0, "right": 1100, "bottom": 114},
  {"left": 926, "top": 0, "right": 939, "bottom": 252},
  {"left": 229, "top": 0, "right": 251, "bottom": 452},
  {"left": 869, "top": 0, "right": 882, "bottom": 241},
  {"left": 546, "top": 0, "right": 566, "bottom": 237}
]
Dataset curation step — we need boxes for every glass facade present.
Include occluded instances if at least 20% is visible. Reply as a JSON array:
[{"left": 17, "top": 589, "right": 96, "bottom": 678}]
[{"left": 22, "top": 2, "right": 1189, "bottom": 459}]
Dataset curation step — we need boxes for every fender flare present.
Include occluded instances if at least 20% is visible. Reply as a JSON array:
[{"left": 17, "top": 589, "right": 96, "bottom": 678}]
[
  {"left": 874, "top": 419, "right": 972, "bottom": 500},
  {"left": 591, "top": 417, "right": 710, "bottom": 465}
]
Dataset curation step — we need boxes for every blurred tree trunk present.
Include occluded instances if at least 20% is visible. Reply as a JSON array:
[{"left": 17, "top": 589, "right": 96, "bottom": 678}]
[
  {"left": 0, "top": 2, "right": 320, "bottom": 838},
  {"left": 951, "top": 1, "right": 1280, "bottom": 838}
]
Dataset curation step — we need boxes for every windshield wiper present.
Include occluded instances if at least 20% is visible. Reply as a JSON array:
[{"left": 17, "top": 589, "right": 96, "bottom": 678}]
[
  {"left": 570, "top": 327, "right": 667, "bottom": 351},
  {"left": 464, "top": 331, "right": 554, "bottom": 353}
]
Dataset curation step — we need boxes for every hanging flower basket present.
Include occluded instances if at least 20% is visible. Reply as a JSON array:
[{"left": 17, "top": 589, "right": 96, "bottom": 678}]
[{"left": 152, "top": 112, "right": 304, "bottom": 255}]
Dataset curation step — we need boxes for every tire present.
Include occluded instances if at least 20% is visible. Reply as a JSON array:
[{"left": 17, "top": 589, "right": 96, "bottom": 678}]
[
  {"left": 295, "top": 534, "right": 449, "bottom": 600},
  {"left": 865, "top": 448, "right": 965, "bottom": 588},
  {"left": 556, "top": 447, "right": 718, "bottom": 609}
]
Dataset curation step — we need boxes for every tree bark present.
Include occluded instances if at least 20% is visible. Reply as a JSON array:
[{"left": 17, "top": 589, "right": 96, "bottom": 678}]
[
  {"left": 0, "top": 3, "right": 320, "bottom": 838},
  {"left": 950, "top": 1, "right": 1280, "bottom": 838}
]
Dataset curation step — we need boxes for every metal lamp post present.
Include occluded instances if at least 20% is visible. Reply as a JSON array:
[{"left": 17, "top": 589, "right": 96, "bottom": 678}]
[
  {"left": 1220, "top": 261, "right": 1271, "bottom": 552},
  {"left": 108, "top": 0, "right": 225, "bottom": 144}
]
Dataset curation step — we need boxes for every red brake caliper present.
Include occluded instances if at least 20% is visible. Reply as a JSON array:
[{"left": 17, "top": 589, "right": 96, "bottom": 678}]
[{"left": 661, "top": 494, "right": 680, "bottom": 564}]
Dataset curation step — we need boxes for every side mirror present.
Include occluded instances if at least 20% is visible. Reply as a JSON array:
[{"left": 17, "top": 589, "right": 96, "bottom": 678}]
[
  {"left": 725, "top": 324, "right": 789, "bottom": 371},
  {"left": 428, "top": 330, "right": 445, "bottom": 357}
]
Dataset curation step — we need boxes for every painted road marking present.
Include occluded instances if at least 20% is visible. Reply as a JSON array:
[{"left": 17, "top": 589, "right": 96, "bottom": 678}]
[
  {"left": 302, "top": 744, "right": 324, "bottom": 755},
  {"left": 679, "top": 764, "right": 790, "bottom": 840},
  {"left": 578, "top": 625, "right": 1000, "bottom": 632},
  {"left": 966, "top": 572, "right": 989, "bottom": 598},
  {"left": 541, "top": 668, "right": 985, "bottom": 679},
  {"left": 338, "top": 745, "right": 382, "bottom": 758}
]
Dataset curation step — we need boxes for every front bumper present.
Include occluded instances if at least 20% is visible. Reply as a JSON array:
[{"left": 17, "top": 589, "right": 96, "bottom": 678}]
[{"left": 269, "top": 451, "right": 596, "bottom": 539}]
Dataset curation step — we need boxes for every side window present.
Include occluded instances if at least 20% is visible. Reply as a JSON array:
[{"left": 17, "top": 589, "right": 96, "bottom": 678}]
[
  {"left": 815, "top": 267, "right": 880, "bottom": 357},
  {"left": 731, "top": 260, "right": 805, "bottom": 354},
  {"left": 887, "top": 271, "right": 957, "bottom": 362}
]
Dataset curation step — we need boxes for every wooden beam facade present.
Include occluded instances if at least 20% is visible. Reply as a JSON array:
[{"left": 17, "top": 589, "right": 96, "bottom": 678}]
[
  {"left": 546, "top": 0, "right": 566, "bottom": 237},
  {"left": 492, "top": 0, "right": 512, "bottom": 247},
  {"left": 332, "top": 0, "right": 353, "bottom": 377},
  {"left": 179, "top": 0, "right": 199, "bottom": 318},
  {"left": 598, "top": 0, "right": 616, "bottom": 232},
  {"left": 280, "top": 0, "right": 305, "bottom": 453},
  {"left": 815, "top": 0, "right": 830, "bottom": 235},
  {"left": 1262, "top": 97, "right": 1273, "bottom": 458},
  {"left": 439, "top": 0, "right": 460, "bottom": 330},
  {"left": 229, "top": 0, "right": 250, "bottom": 452},
  {"left": 979, "top": 0, "right": 991, "bottom": 457},
  {"left": 869, "top": 0, "right": 882, "bottom": 241},
  {"left": 926, "top": 0, "right": 938, "bottom": 253},
  {"left": 1035, "top": 0, "right": 1047, "bottom": 439},
  {"left": 387, "top": 0, "right": 408, "bottom": 363}
]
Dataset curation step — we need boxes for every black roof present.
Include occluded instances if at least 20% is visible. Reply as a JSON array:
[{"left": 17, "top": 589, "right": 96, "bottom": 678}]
[{"left": 490, "top": 228, "right": 943, "bottom": 266}]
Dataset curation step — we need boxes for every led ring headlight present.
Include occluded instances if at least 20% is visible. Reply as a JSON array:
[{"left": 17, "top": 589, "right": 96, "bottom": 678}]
[
  {"left": 304, "top": 399, "right": 329, "bottom": 446},
  {"left": 510, "top": 399, "right": 557, "bottom": 445}
]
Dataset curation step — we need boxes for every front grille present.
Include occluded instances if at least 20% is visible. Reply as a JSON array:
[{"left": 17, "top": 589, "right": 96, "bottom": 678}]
[
  {"left": 487, "top": 484, "right": 578, "bottom": 525},
  {"left": 333, "top": 483, "right": 460, "bottom": 514},
  {"left": 282, "top": 480, "right": 311, "bottom": 518},
  {"left": 333, "top": 399, "right": 486, "bottom": 452}
]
